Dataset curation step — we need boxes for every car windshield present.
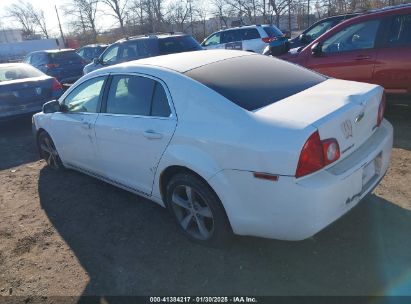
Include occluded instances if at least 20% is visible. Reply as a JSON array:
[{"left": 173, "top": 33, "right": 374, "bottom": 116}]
[
  {"left": 263, "top": 26, "right": 283, "bottom": 37},
  {"left": 305, "top": 20, "right": 336, "bottom": 40},
  {"left": 0, "top": 64, "right": 44, "bottom": 82},
  {"left": 78, "top": 47, "right": 106, "bottom": 60},
  {"left": 159, "top": 36, "right": 202, "bottom": 55},
  {"left": 185, "top": 55, "right": 326, "bottom": 111},
  {"left": 49, "top": 51, "right": 84, "bottom": 63}
]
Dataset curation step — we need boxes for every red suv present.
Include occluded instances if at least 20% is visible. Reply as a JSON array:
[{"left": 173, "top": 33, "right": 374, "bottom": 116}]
[{"left": 280, "top": 4, "right": 411, "bottom": 94}]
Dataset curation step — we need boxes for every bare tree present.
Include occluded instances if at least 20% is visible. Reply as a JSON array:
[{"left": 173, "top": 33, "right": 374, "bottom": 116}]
[
  {"left": 229, "top": 0, "right": 263, "bottom": 24},
  {"left": 64, "top": 0, "right": 100, "bottom": 42},
  {"left": 212, "top": 0, "right": 233, "bottom": 28},
  {"left": 31, "top": 8, "right": 49, "bottom": 38},
  {"left": 166, "top": 0, "right": 190, "bottom": 32},
  {"left": 268, "top": 0, "right": 288, "bottom": 27},
  {"left": 129, "top": 0, "right": 165, "bottom": 33},
  {"left": 99, "top": 0, "right": 129, "bottom": 34},
  {"left": 5, "top": 0, "right": 37, "bottom": 37},
  {"left": 196, "top": 2, "right": 209, "bottom": 39}
]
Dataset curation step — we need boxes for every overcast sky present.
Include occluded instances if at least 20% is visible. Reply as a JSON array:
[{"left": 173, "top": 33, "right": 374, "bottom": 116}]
[{"left": 0, "top": 0, "right": 120, "bottom": 37}]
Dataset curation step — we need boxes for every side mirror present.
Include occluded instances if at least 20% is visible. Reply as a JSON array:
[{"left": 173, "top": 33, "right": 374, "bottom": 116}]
[
  {"left": 284, "top": 32, "right": 291, "bottom": 39},
  {"left": 93, "top": 57, "right": 100, "bottom": 65},
  {"left": 311, "top": 42, "right": 323, "bottom": 57},
  {"left": 42, "top": 100, "right": 61, "bottom": 113}
]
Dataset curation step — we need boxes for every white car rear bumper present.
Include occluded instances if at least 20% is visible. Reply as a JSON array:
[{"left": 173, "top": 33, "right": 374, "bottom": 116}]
[{"left": 208, "top": 119, "right": 393, "bottom": 240}]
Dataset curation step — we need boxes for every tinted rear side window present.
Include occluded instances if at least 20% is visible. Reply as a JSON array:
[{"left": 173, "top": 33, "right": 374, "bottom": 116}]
[
  {"left": 106, "top": 75, "right": 155, "bottom": 116},
  {"left": 240, "top": 28, "right": 260, "bottom": 40},
  {"left": 388, "top": 14, "right": 411, "bottom": 46},
  {"left": 159, "top": 36, "right": 202, "bottom": 55},
  {"left": 49, "top": 51, "right": 84, "bottom": 63},
  {"left": 221, "top": 30, "right": 242, "bottom": 43},
  {"left": 185, "top": 55, "right": 326, "bottom": 111},
  {"left": 31, "top": 53, "right": 48, "bottom": 65},
  {"left": 120, "top": 41, "right": 139, "bottom": 60},
  {"left": 263, "top": 26, "right": 283, "bottom": 37},
  {"left": 137, "top": 39, "right": 160, "bottom": 57},
  {"left": 151, "top": 83, "right": 171, "bottom": 117}
]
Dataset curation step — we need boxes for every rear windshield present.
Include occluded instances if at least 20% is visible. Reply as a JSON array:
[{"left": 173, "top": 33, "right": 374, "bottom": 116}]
[
  {"left": 0, "top": 64, "right": 43, "bottom": 82},
  {"left": 159, "top": 36, "right": 202, "bottom": 55},
  {"left": 263, "top": 26, "right": 284, "bottom": 37},
  {"left": 49, "top": 51, "right": 84, "bottom": 63},
  {"left": 184, "top": 55, "right": 326, "bottom": 111}
]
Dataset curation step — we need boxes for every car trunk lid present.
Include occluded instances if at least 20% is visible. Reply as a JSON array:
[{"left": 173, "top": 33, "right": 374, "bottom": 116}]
[
  {"left": 254, "top": 79, "right": 383, "bottom": 162},
  {"left": 0, "top": 76, "right": 54, "bottom": 111}
]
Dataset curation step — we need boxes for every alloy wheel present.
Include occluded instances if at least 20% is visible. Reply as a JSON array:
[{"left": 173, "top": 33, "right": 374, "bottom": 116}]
[
  {"left": 171, "top": 185, "right": 214, "bottom": 240},
  {"left": 39, "top": 136, "right": 60, "bottom": 170}
]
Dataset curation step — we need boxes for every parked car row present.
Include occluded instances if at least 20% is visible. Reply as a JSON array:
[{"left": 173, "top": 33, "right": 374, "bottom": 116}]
[
  {"left": 23, "top": 49, "right": 87, "bottom": 84},
  {"left": 201, "top": 24, "right": 289, "bottom": 55},
  {"left": 18, "top": 3, "right": 411, "bottom": 98},
  {"left": 83, "top": 33, "right": 202, "bottom": 74}
]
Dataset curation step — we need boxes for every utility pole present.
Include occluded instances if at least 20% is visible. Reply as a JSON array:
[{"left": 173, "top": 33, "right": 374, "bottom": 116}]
[{"left": 55, "top": 5, "right": 66, "bottom": 48}]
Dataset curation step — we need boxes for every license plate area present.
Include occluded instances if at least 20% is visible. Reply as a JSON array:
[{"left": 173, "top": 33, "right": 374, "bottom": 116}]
[{"left": 362, "top": 152, "right": 382, "bottom": 190}]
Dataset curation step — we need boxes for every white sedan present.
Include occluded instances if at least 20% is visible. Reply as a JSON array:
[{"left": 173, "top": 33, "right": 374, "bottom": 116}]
[{"left": 32, "top": 50, "right": 393, "bottom": 246}]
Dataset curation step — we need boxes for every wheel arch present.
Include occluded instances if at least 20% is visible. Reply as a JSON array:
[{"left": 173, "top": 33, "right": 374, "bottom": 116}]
[
  {"left": 36, "top": 127, "right": 47, "bottom": 140},
  {"left": 158, "top": 165, "right": 233, "bottom": 232},
  {"left": 159, "top": 165, "right": 212, "bottom": 204},
  {"left": 35, "top": 128, "right": 48, "bottom": 153}
]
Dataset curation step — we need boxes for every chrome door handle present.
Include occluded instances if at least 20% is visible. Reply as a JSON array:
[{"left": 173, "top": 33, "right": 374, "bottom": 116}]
[{"left": 143, "top": 130, "right": 163, "bottom": 139}]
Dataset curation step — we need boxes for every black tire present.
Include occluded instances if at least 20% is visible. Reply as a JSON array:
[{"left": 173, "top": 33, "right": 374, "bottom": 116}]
[
  {"left": 166, "top": 173, "right": 232, "bottom": 247},
  {"left": 37, "top": 131, "right": 64, "bottom": 170}
]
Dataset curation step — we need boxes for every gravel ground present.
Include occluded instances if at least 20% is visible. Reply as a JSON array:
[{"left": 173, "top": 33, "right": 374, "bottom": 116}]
[{"left": 0, "top": 96, "right": 410, "bottom": 299}]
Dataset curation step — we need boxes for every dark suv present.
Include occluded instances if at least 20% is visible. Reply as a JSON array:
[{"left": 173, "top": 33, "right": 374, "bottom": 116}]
[
  {"left": 83, "top": 33, "right": 202, "bottom": 74},
  {"left": 24, "top": 49, "right": 87, "bottom": 84}
]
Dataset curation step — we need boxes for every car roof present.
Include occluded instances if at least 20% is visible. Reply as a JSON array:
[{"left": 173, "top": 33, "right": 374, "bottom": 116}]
[
  {"left": 0, "top": 62, "right": 31, "bottom": 68},
  {"left": 218, "top": 24, "right": 273, "bottom": 32},
  {"left": 329, "top": 3, "right": 411, "bottom": 26},
  {"left": 364, "top": 2, "right": 411, "bottom": 13},
  {"left": 127, "top": 50, "right": 254, "bottom": 73},
  {"left": 115, "top": 32, "right": 187, "bottom": 43},
  {"left": 81, "top": 44, "right": 108, "bottom": 48},
  {"left": 313, "top": 12, "right": 361, "bottom": 22},
  {"left": 31, "top": 49, "right": 75, "bottom": 54}
]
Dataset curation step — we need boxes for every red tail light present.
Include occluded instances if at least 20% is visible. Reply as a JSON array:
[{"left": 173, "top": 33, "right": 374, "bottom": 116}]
[
  {"left": 45, "top": 63, "right": 60, "bottom": 68},
  {"left": 377, "top": 91, "right": 386, "bottom": 127},
  {"left": 296, "top": 131, "right": 340, "bottom": 178},
  {"left": 51, "top": 78, "right": 63, "bottom": 91},
  {"left": 262, "top": 37, "right": 277, "bottom": 43}
]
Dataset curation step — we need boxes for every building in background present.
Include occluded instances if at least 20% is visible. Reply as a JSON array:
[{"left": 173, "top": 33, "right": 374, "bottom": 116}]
[{"left": 0, "top": 29, "right": 23, "bottom": 43}]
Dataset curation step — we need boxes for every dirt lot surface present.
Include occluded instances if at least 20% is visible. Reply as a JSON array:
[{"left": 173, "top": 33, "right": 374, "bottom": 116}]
[{"left": 0, "top": 97, "right": 410, "bottom": 299}]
